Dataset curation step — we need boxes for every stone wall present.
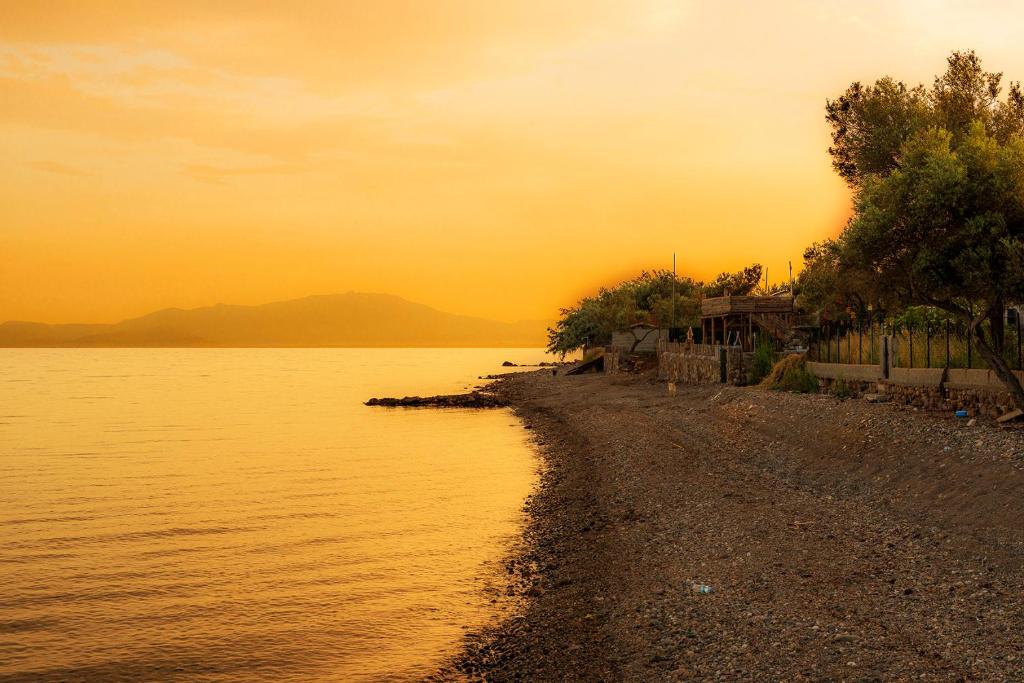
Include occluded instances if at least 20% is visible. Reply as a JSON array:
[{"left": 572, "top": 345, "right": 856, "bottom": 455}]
[
  {"left": 659, "top": 349, "right": 720, "bottom": 385},
  {"left": 604, "top": 348, "right": 620, "bottom": 374},
  {"left": 657, "top": 342, "right": 754, "bottom": 386}
]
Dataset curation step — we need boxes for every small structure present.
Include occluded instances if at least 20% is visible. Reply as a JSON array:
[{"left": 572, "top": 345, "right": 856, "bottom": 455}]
[
  {"left": 700, "top": 294, "right": 795, "bottom": 351},
  {"left": 610, "top": 324, "right": 669, "bottom": 354}
]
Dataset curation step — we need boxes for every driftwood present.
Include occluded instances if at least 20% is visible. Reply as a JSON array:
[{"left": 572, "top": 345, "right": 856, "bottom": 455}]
[{"left": 365, "top": 391, "right": 508, "bottom": 408}]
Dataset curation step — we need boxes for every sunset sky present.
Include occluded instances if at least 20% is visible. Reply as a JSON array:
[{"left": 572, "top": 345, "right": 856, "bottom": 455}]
[{"left": 3, "top": 1, "right": 1024, "bottom": 324}]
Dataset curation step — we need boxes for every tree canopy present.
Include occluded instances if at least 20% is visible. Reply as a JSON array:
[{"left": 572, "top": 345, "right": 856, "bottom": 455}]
[
  {"left": 546, "top": 265, "right": 764, "bottom": 356},
  {"left": 812, "top": 50, "right": 1024, "bottom": 407}
]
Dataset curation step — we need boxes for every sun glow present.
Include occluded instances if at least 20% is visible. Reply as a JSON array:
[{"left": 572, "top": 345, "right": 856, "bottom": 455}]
[{"left": 3, "top": 1, "right": 1023, "bottom": 324}]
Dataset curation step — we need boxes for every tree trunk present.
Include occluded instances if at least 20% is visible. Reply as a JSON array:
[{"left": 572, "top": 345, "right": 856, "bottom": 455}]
[
  {"left": 973, "top": 324, "right": 1024, "bottom": 411},
  {"left": 629, "top": 327, "right": 657, "bottom": 353},
  {"left": 988, "top": 301, "right": 1006, "bottom": 353}
]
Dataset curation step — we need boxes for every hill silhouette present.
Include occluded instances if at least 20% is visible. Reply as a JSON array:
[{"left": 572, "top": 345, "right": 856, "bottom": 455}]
[{"left": 0, "top": 293, "right": 550, "bottom": 348}]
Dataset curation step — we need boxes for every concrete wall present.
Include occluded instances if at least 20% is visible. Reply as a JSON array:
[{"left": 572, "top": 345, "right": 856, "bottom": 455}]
[
  {"left": 806, "top": 362, "right": 881, "bottom": 383},
  {"left": 806, "top": 358, "right": 1022, "bottom": 418}
]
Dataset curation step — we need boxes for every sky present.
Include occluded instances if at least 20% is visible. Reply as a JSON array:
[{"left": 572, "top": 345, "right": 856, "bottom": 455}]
[{"left": 2, "top": 1, "right": 1024, "bottom": 324}]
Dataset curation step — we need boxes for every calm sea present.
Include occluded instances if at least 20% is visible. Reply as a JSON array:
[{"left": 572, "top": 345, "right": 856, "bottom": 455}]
[{"left": 0, "top": 348, "right": 543, "bottom": 682}]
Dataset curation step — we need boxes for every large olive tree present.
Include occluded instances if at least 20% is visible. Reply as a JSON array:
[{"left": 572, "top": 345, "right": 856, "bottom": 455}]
[{"left": 825, "top": 52, "right": 1024, "bottom": 408}]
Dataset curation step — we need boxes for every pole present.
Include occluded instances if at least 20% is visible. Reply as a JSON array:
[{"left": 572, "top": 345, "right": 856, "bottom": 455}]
[
  {"left": 870, "top": 319, "right": 875, "bottom": 364},
  {"left": 858, "top": 322, "right": 863, "bottom": 364},
  {"left": 671, "top": 252, "right": 676, "bottom": 334},
  {"left": 926, "top": 322, "right": 931, "bottom": 368},
  {"left": 909, "top": 323, "right": 913, "bottom": 369},
  {"left": 789, "top": 260, "right": 793, "bottom": 293}
]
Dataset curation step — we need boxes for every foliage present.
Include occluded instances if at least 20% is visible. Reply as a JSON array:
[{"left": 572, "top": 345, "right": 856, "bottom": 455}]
[
  {"left": 702, "top": 264, "right": 763, "bottom": 298},
  {"left": 762, "top": 355, "right": 819, "bottom": 393},
  {"left": 546, "top": 270, "right": 701, "bottom": 356},
  {"left": 816, "top": 51, "right": 1024, "bottom": 408},
  {"left": 547, "top": 264, "right": 767, "bottom": 356},
  {"left": 751, "top": 335, "right": 777, "bottom": 383}
]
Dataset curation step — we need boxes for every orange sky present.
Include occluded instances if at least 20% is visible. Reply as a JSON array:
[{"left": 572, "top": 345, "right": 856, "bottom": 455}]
[{"left": 3, "top": 1, "right": 1024, "bottom": 324}]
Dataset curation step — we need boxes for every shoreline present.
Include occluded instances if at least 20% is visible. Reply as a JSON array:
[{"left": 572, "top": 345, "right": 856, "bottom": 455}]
[{"left": 436, "top": 369, "right": 1024, "bottom": 680}]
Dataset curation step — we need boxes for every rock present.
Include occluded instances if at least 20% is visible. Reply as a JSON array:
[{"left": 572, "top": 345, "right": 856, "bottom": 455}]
[
  {"left": 864, "top": 394, "right": 890, "bottom": 403},
  {"left": 502, "top": 361, "right": 517, "bottom": 367},
  {"left": 365, "top": 391, "right": 508, "bottom": 408}
]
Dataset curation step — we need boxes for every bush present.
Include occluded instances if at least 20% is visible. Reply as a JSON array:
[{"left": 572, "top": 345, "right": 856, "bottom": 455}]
[
  {"left": 762, "top": 354, "right": 820, "bottom": 393},
  {"left": 751, "top": 337, "right": 777, "bottom": 384}
]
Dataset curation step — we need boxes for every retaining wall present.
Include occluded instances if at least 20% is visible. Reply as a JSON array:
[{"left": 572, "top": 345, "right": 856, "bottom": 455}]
[
  {"left": 807, "top": 360, "right": 1023, "bottom": 418},
  {"left": 658, "top": 344, "right": 754, "bottom": 386}
]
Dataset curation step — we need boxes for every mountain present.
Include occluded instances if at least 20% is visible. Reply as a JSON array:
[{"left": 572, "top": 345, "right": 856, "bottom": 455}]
[{"left": 0, "top": 293, "right": 551, "bottom": 348}]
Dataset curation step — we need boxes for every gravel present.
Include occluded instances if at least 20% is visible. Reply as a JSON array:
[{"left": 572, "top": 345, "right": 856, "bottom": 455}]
[{"left": 432, "top": 369, "right": 1024, "bottom": 681}]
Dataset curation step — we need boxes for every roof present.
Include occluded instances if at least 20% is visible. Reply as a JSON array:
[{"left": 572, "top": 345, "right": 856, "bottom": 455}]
[{"left": 701, "top": 295, "right": 795, "bottom": 317}]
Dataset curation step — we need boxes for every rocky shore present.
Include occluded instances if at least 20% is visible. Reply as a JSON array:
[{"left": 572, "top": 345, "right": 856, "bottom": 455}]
[
  {"left": 435, "top": 370, "right": 1024, "bottom": 681},
  {"left": 364, "top": 391, "right": 508, "bottom": 408}
]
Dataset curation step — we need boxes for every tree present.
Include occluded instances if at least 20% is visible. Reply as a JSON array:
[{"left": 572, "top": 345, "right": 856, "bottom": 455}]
[
  {"left": 796, "top": 240, "right": 885, "bottom": 322},
  {"left": 825, "top": 51, "right": 1024, "bottom": 408},
  {"left": 702, "top": 264, "right": 763, "bottom": 298},
  {"left": 546, "top": 270, "right": 702, "bottom": 356},
  {"left": 826, "top": 51, "right": 1024, "bottom": 186}
]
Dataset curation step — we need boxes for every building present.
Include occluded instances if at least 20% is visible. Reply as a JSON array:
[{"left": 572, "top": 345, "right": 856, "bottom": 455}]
[{"left": 700, "top": 294, "right": 796, "bottom": 351}]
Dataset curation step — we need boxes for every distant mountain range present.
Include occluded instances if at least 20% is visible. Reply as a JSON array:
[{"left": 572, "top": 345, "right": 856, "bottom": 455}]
[{"left": 0, "top": 293, "right": 551, "bottom": 348}]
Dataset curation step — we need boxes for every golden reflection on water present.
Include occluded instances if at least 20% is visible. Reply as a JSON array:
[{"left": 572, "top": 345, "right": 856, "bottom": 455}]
[{"left": 0, "top": 349, "right": 540, "bottom": 681}]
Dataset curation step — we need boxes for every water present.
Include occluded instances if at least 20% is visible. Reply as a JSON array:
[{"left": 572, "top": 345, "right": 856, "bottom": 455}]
[{"left": 0, "top": 348, "right": 544, "bottom": 682}]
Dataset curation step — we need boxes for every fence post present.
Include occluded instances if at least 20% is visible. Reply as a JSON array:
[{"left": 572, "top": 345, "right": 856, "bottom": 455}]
[
  {"left": 870, "top": 320, "right": 875, "bottom": 364},
  {"left": 857, "top": 323, "right": 861, "bottom": 364},
  {"left": 718, "top": 346, "right": 727, "bottom": 383},
  {"left": 847, "top": 324, "right": 851, "bottom": 364},
  {"left": 926, "top": 322, "right": 931, "bottom": 369},
  {"left": 945, "top": 319, "right": 950, "bottom": 368},
  {"left": 909, "top": 323, "right": 914, "bottom": 369},
  {"left": 882, "top": 336, "right": 890, "bottom": 379}
]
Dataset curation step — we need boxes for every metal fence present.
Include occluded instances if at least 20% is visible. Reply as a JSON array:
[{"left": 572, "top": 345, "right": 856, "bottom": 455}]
[{"left": 809, "top": 309, "right": 1024, "bottom": 370}]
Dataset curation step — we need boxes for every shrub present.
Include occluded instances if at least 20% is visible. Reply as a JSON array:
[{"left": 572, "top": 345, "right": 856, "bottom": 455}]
[
  {"left": 751, "top": 337, "right": 777, "bottom": 384},
  {"left": 762, "top": 354, "right": 820, "bottom": 393}
]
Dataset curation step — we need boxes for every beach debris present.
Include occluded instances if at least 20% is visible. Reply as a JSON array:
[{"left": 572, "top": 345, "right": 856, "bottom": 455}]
[
  {"left": 967, "top": 418, "right": 977, "bottom": 427},
  {"left": 863, "top": 393, "right": 889, "bottom": 403},
  {"left": 955, "top": 409, "right": 969, "bottom": 418},
  {"left": 690, "top": 582, "right": 714, "bottom": 595},
  {"left": 365, "top": 391, "right": 508, "bottom": 408},
  {"left": 996, "top": 408, "right": 1024, "bottom": 423}
]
